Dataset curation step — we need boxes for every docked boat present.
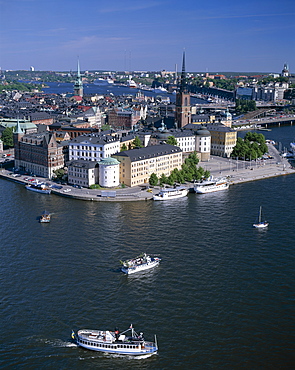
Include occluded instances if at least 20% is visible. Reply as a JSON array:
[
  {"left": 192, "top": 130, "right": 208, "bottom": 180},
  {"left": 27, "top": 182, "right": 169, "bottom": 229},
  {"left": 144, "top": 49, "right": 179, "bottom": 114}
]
[
  {"left": 40, "top": 210, "right": 51, "bottom": 223},
  {"left": 253, "top": 206, "right": 268, "bottom": 229},
  {"left": 25, "top": 182, "right": 51, "bottom": 194},
  {"left": 120, "top": 253, "right": 161, "bottom": 274},
  {"left": 153, "top": 186, "right": 189, "bottom": 201},
  {"left": 93, "top": 77, "right": 114, "bottom": 86},
  {"left": 153, "top": 86, "right": 168, "bottom": 93},
  {"left": 126, "top": 78, "right": 137, "bottom": 88},
  {"left": 72, "top": 325, "right": 158, "bottom": 357},
  {"left": 194, "top": 177, "right": 229, "bottom": 194}
]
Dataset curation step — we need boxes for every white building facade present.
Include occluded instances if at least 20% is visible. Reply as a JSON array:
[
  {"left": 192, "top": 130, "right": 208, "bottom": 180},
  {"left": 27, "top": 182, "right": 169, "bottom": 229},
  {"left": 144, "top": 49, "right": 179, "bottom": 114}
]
[
  {"left": 69, "top": 133, "right": 120, "bottom": 162},
  {"left": 98, "top": 158, "right": 120, "bottom": 187}
]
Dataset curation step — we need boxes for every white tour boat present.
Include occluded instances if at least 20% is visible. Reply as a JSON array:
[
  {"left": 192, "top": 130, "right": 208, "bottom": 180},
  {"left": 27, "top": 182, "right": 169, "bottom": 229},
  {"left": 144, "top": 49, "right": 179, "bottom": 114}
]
[
  {"left": 194, "top": 177, "right": 229, "bottom": 194},
  {"left": 72, "top": 325, "right": 158, "bottom": 356},
  {"left": 153, "top": 186, "right": 189, "bottom": 201},
  {"left": 120, "top": 253, "right": 161, "bottom": 274},
  {"left": 253, "top": 206, "right": 268, "bottom": 229}
]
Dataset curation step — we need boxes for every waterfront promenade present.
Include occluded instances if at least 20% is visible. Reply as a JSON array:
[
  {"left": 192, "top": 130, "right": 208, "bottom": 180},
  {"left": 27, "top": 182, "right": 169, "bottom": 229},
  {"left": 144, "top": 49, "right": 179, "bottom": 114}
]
[{"left": 1, "top": 145, "right": 294, "bottom": 201}]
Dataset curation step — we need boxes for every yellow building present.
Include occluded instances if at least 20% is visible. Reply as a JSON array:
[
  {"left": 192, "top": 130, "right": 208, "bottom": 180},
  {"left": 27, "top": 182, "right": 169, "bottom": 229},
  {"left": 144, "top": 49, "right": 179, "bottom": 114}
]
[
  {"left": 207, "top": 125, "right": 237, "bottom": 158},
  {"left": 112, "top": 144, "right": 183, "bottom": 187}
]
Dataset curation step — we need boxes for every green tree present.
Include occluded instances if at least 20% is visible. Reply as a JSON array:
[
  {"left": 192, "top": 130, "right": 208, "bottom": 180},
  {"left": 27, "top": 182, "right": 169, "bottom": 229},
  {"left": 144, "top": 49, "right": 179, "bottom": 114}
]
[
  {"left": 188, "top": 151, "right": 200, "bottom": 165},
  {"left": 159, "top": 174, "right": 168, "bottom": 186},
  {"left": 166, "top": 135, "right": 178, "bottom": 146},
  {"left": 53, "top": 168, "right": 65, "bottom": 180},
  {"left": 101, "top": 124, "right": 111, "bottom": 131},
  {"left": 204, "top": 170, "right": 211, "bottom": 179},
  {"left": 195, "top": 166, "right": 205, "bottom": 181},
  {"left": 132, "top": 136, "right": 143, "bottom": 148},
  {"left": 231, "top": 133, "right": 267, "bottom": 160},
  {"left": 149, "top": 173, "right": 158, "bottom": 186},
  {"left": 121, "top": 143, "right": 127, "bottom": 151},
  {"left": 1, "top": 127, "right": 14, "bottom": 147}
]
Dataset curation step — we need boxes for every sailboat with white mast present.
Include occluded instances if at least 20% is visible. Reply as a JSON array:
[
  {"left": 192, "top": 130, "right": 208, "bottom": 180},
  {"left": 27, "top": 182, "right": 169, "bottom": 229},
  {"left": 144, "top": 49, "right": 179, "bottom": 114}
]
[{"left": 253, "top": 206, "right": 268, "bottom": 229}]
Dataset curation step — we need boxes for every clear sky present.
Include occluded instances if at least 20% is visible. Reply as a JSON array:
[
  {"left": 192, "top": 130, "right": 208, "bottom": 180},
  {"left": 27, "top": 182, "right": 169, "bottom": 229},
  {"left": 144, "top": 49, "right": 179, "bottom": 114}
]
[{"left": 0, "top": 0, "right": 294, "bottom": 73}]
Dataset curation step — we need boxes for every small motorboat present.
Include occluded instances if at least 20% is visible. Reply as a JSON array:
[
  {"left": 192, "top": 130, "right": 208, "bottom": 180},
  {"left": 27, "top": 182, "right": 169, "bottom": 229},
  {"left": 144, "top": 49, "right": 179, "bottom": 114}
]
[
  {"left": 40, "top": 211, "right": 51, "bottom": 223},
  {"left": 120, "top": 253, "right": 161, "bottom": 274}
]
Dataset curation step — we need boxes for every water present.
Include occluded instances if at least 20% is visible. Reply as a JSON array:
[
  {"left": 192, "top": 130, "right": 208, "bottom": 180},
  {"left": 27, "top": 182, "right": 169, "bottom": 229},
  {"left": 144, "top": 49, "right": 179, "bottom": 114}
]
[
  {"left": 42, "top": 82, "right": 206, "bottom": 104},
  {"left": 1, "top": 129, "right": 295, "bottom": 369}
]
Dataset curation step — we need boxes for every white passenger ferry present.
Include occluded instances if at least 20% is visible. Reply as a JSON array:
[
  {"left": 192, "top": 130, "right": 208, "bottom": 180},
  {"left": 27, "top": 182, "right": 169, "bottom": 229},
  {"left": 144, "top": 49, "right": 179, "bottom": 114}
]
[
  {"left": 121, "top": 253, "right": 161, "bottom": 274},
  {"left": 153, "top": 186, "right": 188, "bottom": 200},
  {"left": 72, "top": 325, "right": 158, "bottom": 357},
  {"left": 194, "top": 177, "right": 229, "bottom": 194}
]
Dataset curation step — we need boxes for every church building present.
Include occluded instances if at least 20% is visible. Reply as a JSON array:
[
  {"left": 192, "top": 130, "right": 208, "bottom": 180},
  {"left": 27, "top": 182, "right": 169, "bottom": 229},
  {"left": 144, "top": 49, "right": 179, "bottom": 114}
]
[{"left": 175, "top": 52, "right": 191, "bottom": 128}]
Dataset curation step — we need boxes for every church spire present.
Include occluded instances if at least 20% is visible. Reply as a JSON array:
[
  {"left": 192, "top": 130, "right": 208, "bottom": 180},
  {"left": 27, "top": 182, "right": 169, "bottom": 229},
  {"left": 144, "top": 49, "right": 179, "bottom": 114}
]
[
  {"left": 180, "top": 51, "right": 186, "bottom": 93},
  {"left": 175, "top": 51, "right": 191, "bottom": 128},
  {"left": 77, "top": 58, "right": 81, "bottom": 78},
  {"left": 15, "top": 117, "right": 23, "bottom": 134},
  {"left": 74, "top": 57, "right": 83, "bottom": 97}
]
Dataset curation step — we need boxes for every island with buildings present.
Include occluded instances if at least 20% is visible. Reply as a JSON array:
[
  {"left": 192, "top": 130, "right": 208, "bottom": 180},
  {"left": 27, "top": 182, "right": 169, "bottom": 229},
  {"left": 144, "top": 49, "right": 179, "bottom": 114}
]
[{"left": 0, "top": 56, "right": 294, "bottom": 200}]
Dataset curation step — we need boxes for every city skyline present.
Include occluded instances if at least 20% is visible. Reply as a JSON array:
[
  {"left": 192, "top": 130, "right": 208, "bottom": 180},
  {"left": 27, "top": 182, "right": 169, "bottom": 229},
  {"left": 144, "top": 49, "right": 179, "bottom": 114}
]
[{"left": 0, "top": 0, "right": 294, "bottom": 73}]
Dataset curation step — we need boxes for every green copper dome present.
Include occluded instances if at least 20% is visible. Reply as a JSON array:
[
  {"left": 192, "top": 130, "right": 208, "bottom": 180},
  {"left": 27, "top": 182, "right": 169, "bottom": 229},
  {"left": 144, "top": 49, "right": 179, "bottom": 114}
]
[{"left": 100, "top": 157, "right": 120, "bottom": 166}]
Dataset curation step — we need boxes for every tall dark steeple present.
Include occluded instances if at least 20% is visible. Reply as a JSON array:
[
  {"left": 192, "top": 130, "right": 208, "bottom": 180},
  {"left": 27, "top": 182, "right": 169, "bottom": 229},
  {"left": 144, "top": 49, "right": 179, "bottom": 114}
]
[
  {"left": 175, "top": 51, "right": 191, "bottom": 128},
  {"left": 74, "top": 58, "right": 83, "bottom": 97},
  {"left": 180, "top": 51, "right": 187, "bottom": 93}
]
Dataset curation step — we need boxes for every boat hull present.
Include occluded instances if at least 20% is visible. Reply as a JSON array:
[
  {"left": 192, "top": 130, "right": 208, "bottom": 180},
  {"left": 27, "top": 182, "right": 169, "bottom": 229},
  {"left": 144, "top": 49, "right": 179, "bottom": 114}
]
[
  {"left": 40, "top": 218, "right": 50, "bottom": 223},
  {"left": 26, "top": 185, "right": 51, "bottom": 194},
  {"left": 153, "top": 187, "right": 188, "bottom": 201},
  {"left": 75, "top": 329, "right": 157, "bottom": 356},
  {"left": 121, "top": 259, "right": 160, "bottom": 274},
  {"left": 194, "top": 181, "right": 229, "bottom": 194},
  {"left": 253, "top": 222, "right": 268, "bottom": 229}
]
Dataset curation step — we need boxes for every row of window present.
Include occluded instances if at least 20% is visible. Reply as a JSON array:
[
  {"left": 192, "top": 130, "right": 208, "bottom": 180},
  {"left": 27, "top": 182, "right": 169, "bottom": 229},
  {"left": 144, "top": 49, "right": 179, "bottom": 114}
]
[{"left": 80, "top": 340, "right": 140, "bottom": 350}]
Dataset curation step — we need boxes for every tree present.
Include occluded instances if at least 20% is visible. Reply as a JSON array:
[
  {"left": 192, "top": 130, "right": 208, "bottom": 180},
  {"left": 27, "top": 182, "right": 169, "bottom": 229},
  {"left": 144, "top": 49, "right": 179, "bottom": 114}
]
[
  {"left": 149, "top": 173, "right": 158, "bottom": 186},
  {"left": 53, "top": 168, "right": 65, "bottom": 180},
  {"left": 159, "top": 174, "right": 168, "bottom": 186},
  {"left": 132, "top": 136, "right": 143, "bottom": 148},
  {"left": 1, "top": 127, "right": 14, "bottom": 147},
  {"left": 231, "top": 132, "right": 267, "bottom": 160},
  {"left": 101, "top": 124, "right": 111, "bottom": 131},
  {"left": 187, "top": 151, "right": 199, "bottom": 165},
  {"left": 204, "top": 170, "right": 211, "bottom": 179},
  {"left": 166, "top": 135, "right": 178, "bottom": 146},
  {"left": 121, "top": 143, "right": 127, "bottom": 151}
]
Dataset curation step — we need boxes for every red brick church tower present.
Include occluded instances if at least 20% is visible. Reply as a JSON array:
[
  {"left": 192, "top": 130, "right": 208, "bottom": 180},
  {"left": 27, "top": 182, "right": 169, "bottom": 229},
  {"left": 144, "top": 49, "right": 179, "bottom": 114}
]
[{"left": 175, "top": 52, "right": 191, "bottom": 128}]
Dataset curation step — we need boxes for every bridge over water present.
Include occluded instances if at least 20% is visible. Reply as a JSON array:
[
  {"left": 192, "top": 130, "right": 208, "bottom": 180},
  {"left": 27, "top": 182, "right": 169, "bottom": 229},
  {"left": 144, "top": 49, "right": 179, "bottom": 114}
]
[{"left": 233, "top": 115, "right": 295, "bottom": 129}]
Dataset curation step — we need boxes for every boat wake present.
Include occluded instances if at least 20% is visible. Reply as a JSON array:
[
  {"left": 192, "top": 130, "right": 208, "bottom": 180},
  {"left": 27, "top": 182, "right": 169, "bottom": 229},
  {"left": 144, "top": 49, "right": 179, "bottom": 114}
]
[{"left": 39, "top": 338, "right": 78, "bottom": 348}]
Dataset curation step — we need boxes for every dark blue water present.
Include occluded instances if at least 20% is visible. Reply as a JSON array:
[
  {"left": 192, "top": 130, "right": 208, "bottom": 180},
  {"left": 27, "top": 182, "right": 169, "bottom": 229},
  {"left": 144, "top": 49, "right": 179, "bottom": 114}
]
[
  {"left": 1, "top": 172, "right": 294, "bottom": 369},
  {"left": 42, "top": 82, "right": 206, "bottom": 105},
  {"left": 1, "top": 126, "right": 295, "bottom": 369}
]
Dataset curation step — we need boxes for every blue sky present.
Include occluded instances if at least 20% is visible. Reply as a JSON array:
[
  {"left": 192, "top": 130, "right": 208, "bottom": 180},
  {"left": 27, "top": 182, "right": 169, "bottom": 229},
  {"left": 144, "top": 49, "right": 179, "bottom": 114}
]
[{"left": 0, "top": 0, "right": 294, "bottom": 73}]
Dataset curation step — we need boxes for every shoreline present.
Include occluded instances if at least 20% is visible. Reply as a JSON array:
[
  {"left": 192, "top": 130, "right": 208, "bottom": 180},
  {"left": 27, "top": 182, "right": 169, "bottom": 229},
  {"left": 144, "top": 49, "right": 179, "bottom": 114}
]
[
  {"left": 1, "top": 161, "right": 294, "bottom": 202},
  {"left": 1, "top": 144, "right": 294, "bottom": 201}
]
